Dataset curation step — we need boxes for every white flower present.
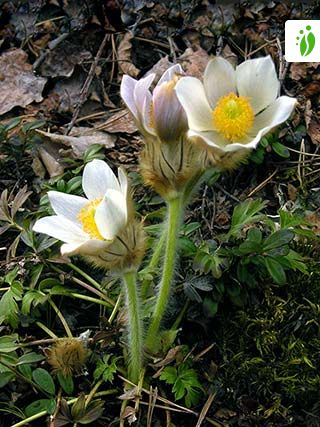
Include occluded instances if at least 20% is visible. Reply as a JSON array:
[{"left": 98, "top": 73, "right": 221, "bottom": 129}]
[
  {"left": 33, "top": 159, "right": 128, "bottom": 257},
  {"left": 175, "top": 56, "right": 297, "bottom": 153},
  {"left": 120, "top": 64, "right": 188, "bottom": 142}
]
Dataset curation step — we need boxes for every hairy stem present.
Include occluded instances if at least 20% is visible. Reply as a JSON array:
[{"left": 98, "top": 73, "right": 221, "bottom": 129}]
[
  {"left": 145, "top": 196, "right": 182, "bottom": 351},
  {"left": 141, "top": 228, "right": 167, "bottom": 299},
  {"left": 123, "top": 271, "right": 143, "bottom": 384}
]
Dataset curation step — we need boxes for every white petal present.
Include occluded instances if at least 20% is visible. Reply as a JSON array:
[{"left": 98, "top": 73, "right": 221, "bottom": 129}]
[
  {"left": 94, "top": 190, "right": 128, "bottom": 240},
  {"left": 142, "top": 89, "right": 155, "bottom": 133},
  {"left": 118, "top": 167, "right": 128, "bottom": 198},
  {"left": 249, "top": 96, "right": 297, "bottom": 142},
  {"left": 61, "top": 240, "right": 110, "bottom": 256},
  {"left": 82, "top": 159, "right": 120, "bottom": 200},
  {"left": 188, "top": 129, "right": 229, "bottom": 150},
  {"left": 236, "top": 56, "right": 280, "bottom": 114},
  {"left": 48, "top": 191, "right": 87, "bottom": 224},
  {"left": 33, "top": 215, "right": 88, "bottom": 243},
  {"left": 120, "top": 75, "right": 138, "bottom": 118},
  {"left": 204, "top": 57, "right": 236, "bottom": 107},
  {"left": 157, "top": 64, "right": 183, "bottom": 86},
  {"left": 133, "top": 73, "right": 155, "bottom": 119},
  {"left": 175, "top": 77, "right": 213, "bottom": 131}
]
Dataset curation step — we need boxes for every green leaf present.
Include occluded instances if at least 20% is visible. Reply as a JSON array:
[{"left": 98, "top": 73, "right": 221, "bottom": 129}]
[
  {"left": 57, "top": 372, "right": 74, "bottom": 395},
  {"left": 229, "top": 199, "right": 267, "bottom": 237},
  {"left": 264, "top": 257, "right": 286, "bottom": 285},
  {"left": 0, "top": 371, "right": 15, "bottom": 388},
  {"left": 0, "top": 334, "right": 19, "bottom": 353},
  {"left": 0, "top": 290, "right": 20, "bottom": 328},
  {"left": 25, "top": 399, "right": 56, "bottom": 417},
  {"left": 263, "top": 229, "right": 294, "bottom": 252},
  {"left": 79, "top": 400, "right": 104, "bottom": 424},
  {"left": 32, "top": 368, "right": 56, "bottom": 395},
  {"left": 203, "top": 297, "right": 218, "bottom": 318},
  {"left": 4, "top": 117, "right": 21, "bottom": 131},
  {"left": 93, "top": 355, "right": 118, "bottom": 384},
  {"left": 160, "top": 366, "right": 177, "bottom": 384},
  {"left": 17, "top": 352, "right": 45, "bottom": 365},
  {"left": 21, "top": 290, "right": 47, "bottom": 315},
  {"left": 272, "top": 141, "right": 289, "bottom": 158},
  {"left": 22, "top": 120, "right": 46, "bottom": 133}
]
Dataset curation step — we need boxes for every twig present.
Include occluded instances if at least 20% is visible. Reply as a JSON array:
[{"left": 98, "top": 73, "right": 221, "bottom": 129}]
[
  {"left": 66, "top": 33, "right": 109, "bottom": 135},
  {"left": 146, "top": 386, "right": 158, "bottom": 427},
  {"left": 33, "top": 33, "right": 69, "bottom": 70},
  {"left": 247, "top": 168, "right": 279, "bottom": 198},
  {"left": 196, "top": 393, "right": 216, "bottom": 427}
]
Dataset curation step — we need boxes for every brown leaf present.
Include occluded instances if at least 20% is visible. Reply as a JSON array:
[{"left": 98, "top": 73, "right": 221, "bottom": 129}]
[
  {"left": 146, "top": 56, "right": 174, "bottom": 81},
  {"left": 178, "top": 46, "right": 210, "bottom": 78},
  {"left": 11, "top": 186, "right": 32, "bottom": 218},
  {"left": 100, "top": 110, "right": 137, "bottom": 134},
  {"left": 0, "top": 49, "right": 47, "bottom": 115},
  {"left": 301, "top": 81, "right": 320, "bottom": 97},
  {"left": 153, "top": 345, "right": 185, "bottom": 368},
  {"left": 37, "top": 127, "right": 116, "bottom": 157},
  {"left": 308, "top": 117, "right": 320, "bottom": 145},
  {"left": 40, "top": 41, "right": 92, "bottom": 78},
  {"left": 289, "top": 63, "right": 319, "bottom": 81},
  {"left": 287, "top": 183, "right": 297, "bottom": 202},
  {"left": 117, "top": 33, "right": 140, "bottom": 77},
  {"left": 38, "top": 143, "right": 65, "bottom": 178}
]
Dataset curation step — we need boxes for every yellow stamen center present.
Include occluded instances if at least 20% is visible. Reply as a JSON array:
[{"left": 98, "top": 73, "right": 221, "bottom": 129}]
[
  {"left": 212, "top": 92, "right": 254, "bottom": 141},
  {"left": 77, "top": 198, "right": 104, "bottom": 240}
]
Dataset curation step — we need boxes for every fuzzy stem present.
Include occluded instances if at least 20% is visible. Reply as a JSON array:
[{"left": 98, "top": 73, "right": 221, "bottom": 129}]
[
  {"left": 141, "top": 228, "right": 167, "bottom": 299},
  {"left": 145, "top": 196, "right": 182, "bottom": 351},
  {"left": 122, "top": 271, "right": 143, "bottom": 384}
]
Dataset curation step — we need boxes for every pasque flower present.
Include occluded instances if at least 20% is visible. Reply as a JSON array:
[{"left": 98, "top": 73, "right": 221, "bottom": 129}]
[
  {"left": 175, "top": 56, "right": 297, "bottom": 168},
  {"left": 121, "top": 64, "right": 188, "bottom": 143},
  {"left": 121, "top": 65, "right": 207, "bottom": 199},
  {"left": 33, "top": 159, "right": 145, "bottom": 271}
]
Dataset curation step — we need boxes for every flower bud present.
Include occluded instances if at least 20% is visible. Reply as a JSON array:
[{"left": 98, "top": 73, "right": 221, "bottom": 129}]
[{"left": 152, "top": 75, "right": 188, "bottom": 144}]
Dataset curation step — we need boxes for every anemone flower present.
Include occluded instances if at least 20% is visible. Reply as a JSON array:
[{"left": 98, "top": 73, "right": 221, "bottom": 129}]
[
  {"left": 33, "top": 159, "right": 128, "bottom": 257},
  {"left": 120, "top": 64, "right": 188, "bottom": 143},
  {"left": 175, "top": 56, "right": 296, "bottom": 154}
]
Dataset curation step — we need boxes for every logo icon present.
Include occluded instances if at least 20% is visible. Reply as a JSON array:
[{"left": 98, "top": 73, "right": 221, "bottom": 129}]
[
  {"left": 296, "top": 25, "right": 315, "bottom": 56},
  {"left": 285, "top": 20, "right": 320, "bottom": 62}
]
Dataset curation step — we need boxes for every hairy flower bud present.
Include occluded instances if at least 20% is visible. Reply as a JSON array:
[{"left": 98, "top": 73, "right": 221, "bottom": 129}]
[{"left": 152, "top": 76, "right": 188, "bottom": 144}]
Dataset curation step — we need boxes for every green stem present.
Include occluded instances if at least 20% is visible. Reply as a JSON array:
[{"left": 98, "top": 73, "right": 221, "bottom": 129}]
[
  {"left": 141, "top": 228, "right": 167, "bottom": 299},
  {"left": 35, "top": 321, "right": 58, "bottom": 339},
  {"left": 145, "top": 196, "right": 183, "bottom": 351},
  {"left": 122, "top": 271, "right": 143, "bottom": 384},
  {"left": 48, "top": 298, "right": 73, "bottom": 338}
]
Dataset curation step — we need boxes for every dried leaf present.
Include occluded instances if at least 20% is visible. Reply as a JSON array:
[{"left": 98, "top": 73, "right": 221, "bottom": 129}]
[
  {"left": 37, "top": 127, "right": 116, "bottom": 157},
  {"left": 100, "top": 110, "right": 137, "bottom": 134},
  {"left": 0, "top": 49, "right": 47, "bottom": 115},
  {"left": 0, "top": 189, "right": 10, "bottom": 221},
  {"left": 153, "top": 345, "right": 185, "bottom": 368},
  {"left": 11, "top": 186, "right": 32, "bottom": 218},
  {"left": 146, "top": 56, "right": 174, "bottom": 81},
  {"left": 40, "top": 41, "right": 92, "bottom": 78},
  {"left": 117, "top": 33, "right": 140, "bottom": 77},
  {"left": 178, "top": 46, "right": 210, "bottom": 78},
  {"left": 121, "top": 406, "right": 137, "bottom": 425},
  {"left": 289, "top": 62, "right": 319, "bottom": 81},
  {"left": 307, "top": 118, "right": 320, "bottom": 145},
  {"left": 38, "top": 143, "right": 65, "bottom": 178}
]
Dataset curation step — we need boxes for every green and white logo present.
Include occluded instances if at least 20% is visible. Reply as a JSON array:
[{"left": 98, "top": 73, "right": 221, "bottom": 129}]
[
  {"left": 296, "top": 25, "right": 315, "bottom": 56},
  {"left": 285, "top": 20, "right": 320, "bottom": 62}
]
